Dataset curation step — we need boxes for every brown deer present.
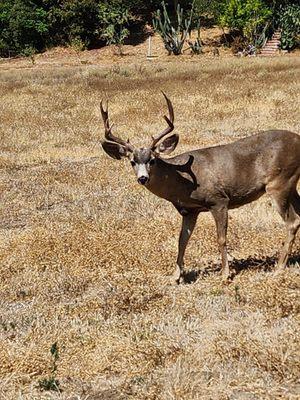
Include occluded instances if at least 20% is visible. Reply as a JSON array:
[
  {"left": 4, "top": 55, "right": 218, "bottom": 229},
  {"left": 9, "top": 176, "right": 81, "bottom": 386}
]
[{"left": 101, "top": 93, "right": 300, "bottom": 283}]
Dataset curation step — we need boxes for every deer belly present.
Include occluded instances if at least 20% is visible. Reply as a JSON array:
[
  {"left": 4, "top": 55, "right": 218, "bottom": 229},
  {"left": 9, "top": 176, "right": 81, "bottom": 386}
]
[{"left": 228, "top": 185, "right": 265, "bottom": 208}]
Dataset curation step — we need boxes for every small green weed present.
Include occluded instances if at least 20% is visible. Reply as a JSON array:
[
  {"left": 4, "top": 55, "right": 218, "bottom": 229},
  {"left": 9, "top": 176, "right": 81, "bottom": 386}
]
[
  {"left": 38, "top": 376, "right": 60, "bottom": 392},
  {"left": 38, "top": 342, "right": 61, "bottom": 392}
]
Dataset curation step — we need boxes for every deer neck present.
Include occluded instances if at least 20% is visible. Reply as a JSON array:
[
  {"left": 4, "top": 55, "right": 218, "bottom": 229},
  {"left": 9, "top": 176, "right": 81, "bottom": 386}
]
[{"left": 146, "top": 157, "right": 179, "bottom": 201}]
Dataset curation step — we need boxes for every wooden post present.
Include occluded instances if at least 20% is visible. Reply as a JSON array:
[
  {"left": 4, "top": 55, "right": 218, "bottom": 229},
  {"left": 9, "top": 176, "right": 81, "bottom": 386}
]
[
  {"left": 145, "top": 24, "right": 155, "bottom": 60},
  {"left": 147, "top": 36, "right": 152, "bottom": 58}
]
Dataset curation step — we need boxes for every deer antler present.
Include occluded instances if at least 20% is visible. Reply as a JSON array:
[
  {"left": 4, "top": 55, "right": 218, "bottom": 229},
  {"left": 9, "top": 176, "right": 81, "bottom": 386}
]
[
  {"left": 151, "top": 92, "right": 174, "bottom": 150},
  {"left": 100, "top": 100, "right": 134, "bottom": 152}
]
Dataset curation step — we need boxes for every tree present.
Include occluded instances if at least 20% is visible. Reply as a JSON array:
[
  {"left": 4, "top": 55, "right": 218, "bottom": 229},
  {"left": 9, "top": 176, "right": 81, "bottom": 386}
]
[
  {"left": 47, "top": 0, "right": 101, "bottom": 48},
  {"left": 0, "top": 0, "right": 48, "bottom": 54}
]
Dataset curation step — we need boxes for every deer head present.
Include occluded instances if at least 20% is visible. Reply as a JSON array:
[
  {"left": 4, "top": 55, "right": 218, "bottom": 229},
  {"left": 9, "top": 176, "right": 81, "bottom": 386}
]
[{"left": 101, "top": 92, "right": 179, "bottom": 185}]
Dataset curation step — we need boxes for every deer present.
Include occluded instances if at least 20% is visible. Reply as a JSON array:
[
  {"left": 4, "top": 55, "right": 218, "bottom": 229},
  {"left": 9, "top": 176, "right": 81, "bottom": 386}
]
[{"left": 100, "top": 93, "right": 300, "bottom": 284}]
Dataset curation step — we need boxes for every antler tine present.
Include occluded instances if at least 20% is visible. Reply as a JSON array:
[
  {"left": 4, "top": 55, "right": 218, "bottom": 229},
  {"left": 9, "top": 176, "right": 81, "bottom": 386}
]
[
  {"left": 100, "top": 100, "right": 134, "bottom": 152},
  {"left": 151, "top": 92, "right": 174, "bottom": 149}
]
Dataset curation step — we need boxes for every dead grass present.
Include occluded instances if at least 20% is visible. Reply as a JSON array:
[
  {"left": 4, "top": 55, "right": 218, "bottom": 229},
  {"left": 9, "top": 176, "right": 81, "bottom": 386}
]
[
  {"left": 0, "top": 28, "right": 230, "bottom": 71},
  {"left": 0, "top": 55, "right": 300, "bottom": 400}
]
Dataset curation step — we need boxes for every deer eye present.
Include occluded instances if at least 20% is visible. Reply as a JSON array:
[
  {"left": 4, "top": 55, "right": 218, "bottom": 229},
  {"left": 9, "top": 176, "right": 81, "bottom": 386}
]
[
  {"left": 149, "top": 159, "right": 155, "bottom": 166},
  {"left": 130, "top": 161, "right": 136, "bottom": 167}
]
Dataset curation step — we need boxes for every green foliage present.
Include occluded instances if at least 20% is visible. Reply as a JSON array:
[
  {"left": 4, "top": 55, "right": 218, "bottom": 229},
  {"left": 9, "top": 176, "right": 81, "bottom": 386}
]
[
  {"left": 69, "top": 37, "right": 87, "bottom": 53},
  {"left": 38, "top": 376, "right": 61, "bottom": 392},
  {"left": 279, "top": 4, "right": 300, "bottom": 50},
  {"left": 189, "top": 36, "right": 202, "bottom": 54},
  {"left": 98, "top": 1, "right": 133, "bottom": 55},
  {"left": 47, "top": 0, "right": 100, "bottom": 48},
  {"left": 193, "top": 0, "right": 225, "bottom": 20},
  {"left": 118, "top": 0, "right": 162, "bottom": 22},
  {"left": 219, "top": 0, "right": 272, "bottom": 44},
  {"left": 0, "top": 0, "right": 100, "bottom": 54},
  {"left": 0, "top": 0, "right": 299, "bottom": 56},
  {"left": 153, "top": 1, "right": 196, "bottom": 55},
  {"left": 38, "top": 342, "right": 61, "bottom": 392},
  {"left": 21, "top": 46, "right": 36, "bottom": 65},
  {"left": 0, "top": 0, "right": 48, "bottom": 53},
  {"left": 188, "top": 21, "right": 202, "bottom": 54}
]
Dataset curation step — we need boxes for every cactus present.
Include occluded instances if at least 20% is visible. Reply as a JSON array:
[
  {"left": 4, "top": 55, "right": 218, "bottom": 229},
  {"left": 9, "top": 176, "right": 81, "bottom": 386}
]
[
  {"left": 188, "top": 20, "right": 202, "bottom": 55},
  {"left": 153, "top": 1, "right": 195, "bottom": 56}
]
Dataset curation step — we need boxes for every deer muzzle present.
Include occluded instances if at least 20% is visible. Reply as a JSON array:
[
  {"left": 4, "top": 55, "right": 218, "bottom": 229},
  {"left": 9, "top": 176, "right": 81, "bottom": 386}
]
[{"left": 138, "top": 176, "right": 149, "bottom": 185}]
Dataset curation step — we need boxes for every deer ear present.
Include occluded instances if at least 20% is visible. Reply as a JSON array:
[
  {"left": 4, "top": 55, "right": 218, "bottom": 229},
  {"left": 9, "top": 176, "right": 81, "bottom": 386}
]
[
  {"left": 156, "top": 134, "right": 179, "bottom": 155},
  {"left": 101, "top": 141, "right": 128, "bottom": 160}
]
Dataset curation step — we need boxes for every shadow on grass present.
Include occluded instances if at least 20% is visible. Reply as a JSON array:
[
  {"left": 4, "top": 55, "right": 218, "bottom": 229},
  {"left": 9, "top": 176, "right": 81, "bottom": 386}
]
[{"left": 181, "top": 252, "right": 300, "bottom": 284}]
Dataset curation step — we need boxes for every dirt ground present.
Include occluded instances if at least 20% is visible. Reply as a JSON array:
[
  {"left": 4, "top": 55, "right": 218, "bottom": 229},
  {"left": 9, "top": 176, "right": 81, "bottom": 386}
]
[
  {"left": 1, "top": 27, "right": 298, "bottom": 71},
  {"left": 0, "top": 35, "right": 300, "bottom": 399}
]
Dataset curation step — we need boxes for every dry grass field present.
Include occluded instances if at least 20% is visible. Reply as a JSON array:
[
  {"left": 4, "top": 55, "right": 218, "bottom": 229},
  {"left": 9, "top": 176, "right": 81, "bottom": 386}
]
[{"left": 0, "top": 54, "right": 300, "bottom": 399}]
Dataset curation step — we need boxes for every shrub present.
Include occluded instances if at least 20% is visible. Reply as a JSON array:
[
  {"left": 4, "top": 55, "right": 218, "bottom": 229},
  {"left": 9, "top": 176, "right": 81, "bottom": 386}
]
[
  {"left": 0, "top": 0, "right": 48, "bottom": 54},
  {"left": 47, "top": 0, "right": 100, "bottom": 48},
  {"left": 219, "top": 0, "right": 272, "bottom": 45},
  {"left": 279, "top": 4, "right": 300, "bottom": 50},
  {"left": 98, "top": 1, "right": 133, "bottom": 55}
]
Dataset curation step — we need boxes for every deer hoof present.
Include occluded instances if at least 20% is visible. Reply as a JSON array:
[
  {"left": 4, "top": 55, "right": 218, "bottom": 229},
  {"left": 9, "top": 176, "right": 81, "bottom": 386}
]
[
  {"left": 273, "top": 265, "right": 285, "bottom": 276},
  {"left": 169, "top": 275, "right": 180, "bottom": 285},
  {"left": 222, "top": 273, "right": 233, "bottom": 284},
  {"left": 169, "top": 265, "right": 184, "bottom": 285},
  {"left": 169, "top": 271, "right": 184, "bottom": 285}
]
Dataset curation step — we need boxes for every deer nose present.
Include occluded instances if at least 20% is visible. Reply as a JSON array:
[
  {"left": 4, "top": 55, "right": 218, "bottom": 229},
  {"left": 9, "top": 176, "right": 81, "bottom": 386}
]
[{"left": 138, "top": 176, "right": 149, "bottom": 185}]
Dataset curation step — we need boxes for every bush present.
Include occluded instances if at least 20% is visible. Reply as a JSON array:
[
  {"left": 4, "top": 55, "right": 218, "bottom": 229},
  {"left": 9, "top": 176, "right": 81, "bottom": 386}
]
[
  {"left": 0, "top": 0, "right": 163, "bottom": 56},
  {"left": 98, "top": 1, "right": 133, "bottom": 55},
  {"left": 0, "top": 0, "right": 298, "bottom": 56},
  {"left": 47, "top": 0, "right": 100, "bottom": 48},
  {"left": 0, "top": 0, "right": 48, "bottom": 54},
  {"left": 219, "top": 0, "right": 272, "bottom": 44},
  {"left": 0, "top": 0, "right": 101, "bottom": 55},
  {"left": 279, "top": 4, "right": 300, "bottom": 50},
  {"left": 194, "top": 0, "right": 225, "bottom": 22}
]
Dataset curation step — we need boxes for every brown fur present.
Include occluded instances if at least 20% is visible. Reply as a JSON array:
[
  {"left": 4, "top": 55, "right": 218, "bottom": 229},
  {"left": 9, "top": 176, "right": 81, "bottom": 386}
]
[
  {"left": 102, "top": 101, "right": 300, "bottom": 283},
  {"left": 143, "top": 129, "right": 300, "bottom": 282}
]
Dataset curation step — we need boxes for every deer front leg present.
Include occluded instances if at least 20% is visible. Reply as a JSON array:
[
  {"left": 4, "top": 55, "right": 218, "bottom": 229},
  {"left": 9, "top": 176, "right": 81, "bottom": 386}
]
[
  {"left": 172, "top": 211, "right": 199, "bottom": 284},
  {"left": 211, "top": 205, "right": 230, "bottom": 281}
]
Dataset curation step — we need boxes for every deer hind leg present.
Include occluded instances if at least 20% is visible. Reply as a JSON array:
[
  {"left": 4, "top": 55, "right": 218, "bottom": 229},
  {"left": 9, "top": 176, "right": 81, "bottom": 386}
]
[
  {"left": 173, "top": 211, "right": 199, "bottom": 284},
  {"left": 211, "top": 205, "right": 230, "bottom": 281},
  {"left": 268, "top": 187, "right": 300, "bottom": 271}
]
